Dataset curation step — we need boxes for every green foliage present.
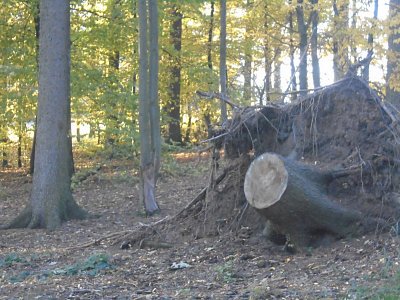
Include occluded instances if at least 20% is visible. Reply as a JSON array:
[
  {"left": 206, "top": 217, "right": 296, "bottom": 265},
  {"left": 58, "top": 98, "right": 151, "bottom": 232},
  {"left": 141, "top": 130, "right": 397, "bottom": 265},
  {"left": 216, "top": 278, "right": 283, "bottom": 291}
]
[
  {"left": 0, "top": 0, "right": 394, "bottom": 165},
  {"left": 51, "top": 253, "right": 111, "bottom": 277},
  {"left": 215, "top": 260, "right": 235, "bottom": 283},
  {"left": 1, "top": 252, "right": 112, "bottom": 283},
  {"left": 0, "top": 253, "right": 28, "bottom": 268}
]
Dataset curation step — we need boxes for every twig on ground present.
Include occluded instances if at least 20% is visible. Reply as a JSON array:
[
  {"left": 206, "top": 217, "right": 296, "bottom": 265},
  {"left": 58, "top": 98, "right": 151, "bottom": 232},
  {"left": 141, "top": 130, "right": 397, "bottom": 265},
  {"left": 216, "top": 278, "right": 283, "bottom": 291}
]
[{"left": 66, "top": 230, "right": 134, "bottom": 250}]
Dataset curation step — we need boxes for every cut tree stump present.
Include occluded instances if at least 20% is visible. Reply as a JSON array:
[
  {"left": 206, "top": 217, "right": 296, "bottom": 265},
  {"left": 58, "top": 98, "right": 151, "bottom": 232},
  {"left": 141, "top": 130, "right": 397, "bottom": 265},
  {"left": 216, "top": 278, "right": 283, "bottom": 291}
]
[{"left": 244, "top": 152, "right": 364, "bottom": 247}]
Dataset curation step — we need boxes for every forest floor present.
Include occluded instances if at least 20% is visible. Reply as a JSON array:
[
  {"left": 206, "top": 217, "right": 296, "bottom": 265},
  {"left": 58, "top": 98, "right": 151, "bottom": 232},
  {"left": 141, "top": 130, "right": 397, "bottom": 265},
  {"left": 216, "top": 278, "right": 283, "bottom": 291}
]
[{"left": 1, "top": 151, "right": 400, "bottom": 299}]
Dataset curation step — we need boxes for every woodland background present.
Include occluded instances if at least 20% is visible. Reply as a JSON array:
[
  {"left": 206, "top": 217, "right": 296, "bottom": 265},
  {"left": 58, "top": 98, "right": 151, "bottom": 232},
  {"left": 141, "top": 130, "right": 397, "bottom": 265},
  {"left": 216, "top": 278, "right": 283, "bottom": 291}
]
[{"left": 1, "top": 0, "right": 399, "bottom": 167}]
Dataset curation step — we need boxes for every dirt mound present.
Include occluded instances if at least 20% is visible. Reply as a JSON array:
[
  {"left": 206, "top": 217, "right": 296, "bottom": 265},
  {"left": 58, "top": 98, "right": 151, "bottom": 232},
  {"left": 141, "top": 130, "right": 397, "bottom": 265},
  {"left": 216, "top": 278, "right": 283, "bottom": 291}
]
[{"left": 125, "top": 76, "right": 400, "bottom": 247}]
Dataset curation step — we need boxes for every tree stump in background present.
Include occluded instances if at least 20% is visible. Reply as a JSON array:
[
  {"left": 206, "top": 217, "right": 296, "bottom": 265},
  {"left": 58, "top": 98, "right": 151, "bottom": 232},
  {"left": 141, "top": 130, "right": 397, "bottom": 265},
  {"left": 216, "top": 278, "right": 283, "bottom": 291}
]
[{"left": 244, "top": 152, "right": 363, "bottom": 247}]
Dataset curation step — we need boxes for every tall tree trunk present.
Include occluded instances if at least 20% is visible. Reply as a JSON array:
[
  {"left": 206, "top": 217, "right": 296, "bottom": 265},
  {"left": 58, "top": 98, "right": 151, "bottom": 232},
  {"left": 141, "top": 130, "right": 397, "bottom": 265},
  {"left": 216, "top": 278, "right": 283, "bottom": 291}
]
[
  {"left": 166, "top": 5, "right": 183, "bottom": 144},
  {"left": 219, "top": 0, "right": 228, "bottom": 122},
  {"left": 105, "top": 0, "right": 122, "bottom": 150},
  {"left": 1, "top": 137, "right": 8, "bottom": 168},
  {"left": 29, "top": 1, "right": 40, "bottom": 175},
  {"left": 243, "top": 0, "right": 253, "bottom": 104},
  {"left": 288, "top": 2, "right": 297, "bottom": 101},
  {"left": 263, "top": 2, "right": 271, "bottom": 103},
  {"left": 310, "top": 0, "right": 320, "bottom": 88},
  {"left": 5, "top": 0, "right": 86, "bottom": 230},
  {"left": 132, "top": 0, "right": 138, "bottom": 95},
  {"left": 333, "top": 0, "right": 349, "bottom": 81},
  {"left": 148, "top": 0, "right": 161, "bottom": 179},
  {"left": 18, "top": 134, "right": 23, "bottom": 168},
  {"left": 138, "top": 0, "right": 160, "bottom": 215},
  {"left": 76, "top": 120, "right": 81, "bottom": 143},
  {"left": 387, "top": 0, "right": 400, "bottom": 109},
  {"left": 362, "top": 0, "right": 378, "bottom": 81},
  {"left": 207, "top": 0, "right": 215, "bottom": 90},
  {"left": 273, "top": 47, "right": 282, "bottom": 94},
  {"left": 296, "top": 0, "right": 308, "bottom": 96}
]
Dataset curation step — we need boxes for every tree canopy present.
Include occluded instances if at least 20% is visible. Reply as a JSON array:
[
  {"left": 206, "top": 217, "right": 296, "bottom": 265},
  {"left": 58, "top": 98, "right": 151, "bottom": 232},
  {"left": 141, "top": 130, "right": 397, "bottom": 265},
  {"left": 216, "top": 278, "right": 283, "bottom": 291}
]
[{"left": 0, "top": 0, "right": 398, "bottom": 168}]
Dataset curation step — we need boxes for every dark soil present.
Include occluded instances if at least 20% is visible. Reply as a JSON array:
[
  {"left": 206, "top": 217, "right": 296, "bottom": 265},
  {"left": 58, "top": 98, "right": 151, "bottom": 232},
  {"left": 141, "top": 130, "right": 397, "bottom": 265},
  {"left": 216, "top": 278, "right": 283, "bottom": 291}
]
[
  {"left": 221, "top": 76, "right": 400, "bottom": 230},
  {"left": 1, "top": 153, "right": 400, "bottom": 299}
]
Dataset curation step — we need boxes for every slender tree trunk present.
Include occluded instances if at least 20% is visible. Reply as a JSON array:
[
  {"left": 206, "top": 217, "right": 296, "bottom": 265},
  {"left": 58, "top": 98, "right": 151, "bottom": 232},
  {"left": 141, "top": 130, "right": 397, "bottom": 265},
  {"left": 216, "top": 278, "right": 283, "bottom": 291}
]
[
  {"left": 105, "top": 0, "right": 122, "bottom": 150},
  {"left": 333, "top": 0, "right": 349, "bottom": 81},
  {"left": 263, "top": 2, "right": 271, "bottom": 103},
  {"left": 5, "top": 0, "right": 86, "bottom": 230},
  {"left": 219, "top": 0, "right": 228, "bottom": 122},
  {"left": 387, "top": 0, "right": 400, "bottom": 109},
  {"left": 310, "top": 0, "right": 320, "bottom": 88},
  {"left": 207, "top": 0, "right": 215, "bottom": 91},
  {"left": 1, "top": 137, "right": 8, "bottom": 168},
  {"left": 76, "top": 120, "right": 81, "bottom": 143},
  {"left": 166, "top": 5, "right": 183, "bottom": 144},
  {"left": 273, "top": 47, "right": 282, "bottom": 95},
  {"left": 149, "top": 0, "right": 161, "bottom": 178},
  {"left": 363, "top": 0, "right": 378, "bottom": 81},
  {"left": 132, "top": 0, "right": 138, "bottom": 95},
  {"left": 288, "top": 3, "right": 297, "bottom": 101},
  {"left": 184, "top": 111, "right": 192, "bottom": 144},
  {"left": 243, "top": 0, "right": 253, "bottom": 104},
  {"left": 350, "top": 0, "right": 358, "bottom": 63},
  {"left": 18, "top": 134, "right": 22, "bottom": 168},
  {"left": 30, "top": 1, "right": 40, "bottom": 175},
  {"left": 296, "top": 0, "right": 308, "bottom": 96},
  {"left": 138, "top": 0, "right": 160, "bottom": 215}
]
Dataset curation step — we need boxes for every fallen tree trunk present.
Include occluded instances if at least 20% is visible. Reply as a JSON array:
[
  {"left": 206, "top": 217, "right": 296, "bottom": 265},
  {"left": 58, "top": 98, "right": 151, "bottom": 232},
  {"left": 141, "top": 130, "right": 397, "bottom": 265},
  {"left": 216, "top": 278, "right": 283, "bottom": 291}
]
[{"left": 244, "top": 152, "right": 364, "bottom": 247}]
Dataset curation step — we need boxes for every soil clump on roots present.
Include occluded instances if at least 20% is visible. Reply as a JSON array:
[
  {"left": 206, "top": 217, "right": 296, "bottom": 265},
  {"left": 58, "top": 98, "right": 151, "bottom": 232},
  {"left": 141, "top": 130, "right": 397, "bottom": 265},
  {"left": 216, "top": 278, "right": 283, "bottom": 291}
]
[{"left": 139, "top": 76, "right": 400, "bottom": 248}]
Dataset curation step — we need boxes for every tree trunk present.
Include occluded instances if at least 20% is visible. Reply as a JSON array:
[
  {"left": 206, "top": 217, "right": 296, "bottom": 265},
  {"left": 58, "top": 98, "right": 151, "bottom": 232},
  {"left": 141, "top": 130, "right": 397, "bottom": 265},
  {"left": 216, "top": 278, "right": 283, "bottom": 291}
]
[
  {"left": 76, "top": 120, "right": 81, "bottom": 143},
  {"left": 29, "top": 1, "right": 40, "bottom": 175},
  {"left": 333, "top": 0, "right": 349, "bottom": 81},
  {"left": 138, "top": 0, "right": 160, "bottom": 215},
  {"left": 105, "top": 0, "right": 122, "bottom": 150},
  {"left": 243, "top": 0, "right": 253, "bottom": 104},
  {"left": 288, "top": 2, "right": 297, "bottom": 101},
  {"left": 244, "top": 153, "right": 363, "bottom": 247},
  {"left": 362, "top": 0, "right": 378, "bottom": 81},
  {"left": 387, "top": 0, "right": 400, "bottom": 109},
  {"left": 207, "top": 0, "right": 215, "bottom": 91},
  {"left": 18, "top": 134, "right": 22, "bottom": 168},
  {"left": 310, "top": 0, "right": 320, "bottom": 88},
  {"left": 219, "top": 0, "right": 228, "bottom": 122},
  {"left": 263, "top": 2, "right": 271, "bottom": 103},
  {"left": 296, "top": 0, "right": 308, "bottom": 97},
  {"left": 273, "top": 47, "right": 282, "bottom": 97},
  {"left": 5, "top": 0, "right": 86, "bottom": 230},
  {"left": 166, "top": 4, "right": 183, "bottom": 144},
  {"left": 2, "top": 140, "right": 8, "bottom": 168}
]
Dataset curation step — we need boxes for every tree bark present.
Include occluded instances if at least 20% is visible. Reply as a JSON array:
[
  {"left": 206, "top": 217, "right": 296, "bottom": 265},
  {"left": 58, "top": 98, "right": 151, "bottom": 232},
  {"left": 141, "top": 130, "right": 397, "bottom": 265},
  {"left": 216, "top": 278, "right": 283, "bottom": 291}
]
[
  {"left": 29, "top": 1, "right": 40, "bottom": 175},
  {"left": 5, "top": 0, "right": 86, "bottom": 230},
  {"left": 219, "top": 0, "right": 228, "bottom": 122},
  {"left": 310, "top": 0, "right": 320, "bottom": 88},
  {"left": 243, "top": 0, "right": 253, "bottom": 104},
  {"left": 288, "top": 1, "right": 297, "bottom": 101},
  {"left": 244, "top": 153, "right": 363, "bottom": 247},
  {"left": 263, "top": 2, "right": 271, "bottom": 103},
  {"left": 138, "top": 0, "right": 160, "bottom": 215},
  {"left": 362, "top": 0, "right": 378, "bottom": 81},
  {"left": 166, "top": 4, "right": 183, "bottom": 144},
  {"left": 296, "top": 0, "right": 308, "bottom": 97},
  {"left": 333, "top": 0, "right": 349, "bottom": 81},
  {"left": 207, "top": 0, "right": 215, "bottom": 91},
  {"left": 387, "top": 0, "right": 400, "bottom": 109}
]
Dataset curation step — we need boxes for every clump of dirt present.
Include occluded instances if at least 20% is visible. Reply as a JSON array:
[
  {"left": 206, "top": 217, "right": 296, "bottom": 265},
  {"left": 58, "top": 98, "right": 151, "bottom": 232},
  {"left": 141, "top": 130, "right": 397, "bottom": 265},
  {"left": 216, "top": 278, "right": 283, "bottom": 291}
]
[{"left": 155, "top": 76, "right": 400, "bottom": 244}]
